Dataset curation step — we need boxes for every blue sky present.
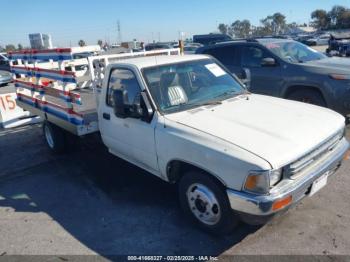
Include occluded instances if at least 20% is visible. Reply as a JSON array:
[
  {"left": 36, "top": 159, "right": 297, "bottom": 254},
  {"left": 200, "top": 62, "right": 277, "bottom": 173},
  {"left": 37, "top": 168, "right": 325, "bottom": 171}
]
[{"left": 1, "top": 0, "right": 350, "bottom": 47}]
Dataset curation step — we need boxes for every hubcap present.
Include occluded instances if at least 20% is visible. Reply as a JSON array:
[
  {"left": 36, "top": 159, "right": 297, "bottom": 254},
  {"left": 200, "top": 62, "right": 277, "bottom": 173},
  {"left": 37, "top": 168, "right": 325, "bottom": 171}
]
[
  {"left": 44, "top": 125, "right": 54, "bottom": 149},
  {"left": 186, "top": 183, "right": 221, "bottom": 225}
]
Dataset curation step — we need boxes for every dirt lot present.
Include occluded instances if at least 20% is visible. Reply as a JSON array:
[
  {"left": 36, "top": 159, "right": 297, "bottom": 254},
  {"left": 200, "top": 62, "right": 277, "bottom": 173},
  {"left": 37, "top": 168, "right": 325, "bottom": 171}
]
[
  {"left": 311, "top": 45, "right": 328, "bottom": 53},
  {"left": 0, "top": 123, "right": 349, "bottom": 260}
]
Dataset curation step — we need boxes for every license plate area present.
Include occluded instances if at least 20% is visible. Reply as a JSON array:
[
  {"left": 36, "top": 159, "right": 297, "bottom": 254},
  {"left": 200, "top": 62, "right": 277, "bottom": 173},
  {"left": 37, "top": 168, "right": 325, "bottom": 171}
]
[{"left": 309, "top": 172, "right": 329, "bottom": 197}]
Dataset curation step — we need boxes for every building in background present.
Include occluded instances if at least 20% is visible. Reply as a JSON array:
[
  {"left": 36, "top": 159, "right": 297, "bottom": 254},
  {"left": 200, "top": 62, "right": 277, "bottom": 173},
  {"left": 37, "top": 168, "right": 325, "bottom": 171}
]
[
  {"left": 121, "top": 40, "right": 141, "bottom": 50},
  {"left": 28, "top": 33, "right": 53, "bottom": 49}
]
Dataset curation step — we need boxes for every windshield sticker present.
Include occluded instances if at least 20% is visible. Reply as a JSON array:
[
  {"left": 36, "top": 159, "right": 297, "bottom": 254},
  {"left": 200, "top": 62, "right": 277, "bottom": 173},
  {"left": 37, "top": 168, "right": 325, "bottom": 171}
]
[
  {"left": 266, "top": 43, "right": 279, "bottom": 49},
  {"left": 205, "top": 63, "right": 226, "bottom": 77}
]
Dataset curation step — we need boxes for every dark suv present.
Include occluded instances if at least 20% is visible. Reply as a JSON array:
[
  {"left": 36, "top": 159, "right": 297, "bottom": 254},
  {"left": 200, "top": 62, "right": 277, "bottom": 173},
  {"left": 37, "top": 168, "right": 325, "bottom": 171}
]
[
  {"left": 196, "top": 38, "right": 350, "bottom": 116},
  {"left": 0, "top": 54, "right": 10, "bottom": 72}
]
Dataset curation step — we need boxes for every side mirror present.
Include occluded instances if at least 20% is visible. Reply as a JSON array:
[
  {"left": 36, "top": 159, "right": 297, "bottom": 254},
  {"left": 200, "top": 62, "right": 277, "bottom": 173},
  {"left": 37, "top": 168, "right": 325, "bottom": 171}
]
[
  {"left": 140, "top": 91, "right": 154, "bottom": 123},
  {"left": 261, "top": 57, "right": 276, "bottom": 67},
  {"left": 113, "top": 89, "right": 154, "bottom": 122},
  {"left": 112, "top": 89, "right": 129, "bottom": 118}
]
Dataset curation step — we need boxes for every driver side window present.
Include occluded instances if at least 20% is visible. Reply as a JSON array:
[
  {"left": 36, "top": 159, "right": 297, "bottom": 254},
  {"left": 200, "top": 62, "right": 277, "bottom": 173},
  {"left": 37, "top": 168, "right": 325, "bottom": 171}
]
[
  {"left": 106, "top": 68, "right": 141, "bottom": 107},
  {"left": 241, "top": 46, "right": 268, "bottom": 67}
]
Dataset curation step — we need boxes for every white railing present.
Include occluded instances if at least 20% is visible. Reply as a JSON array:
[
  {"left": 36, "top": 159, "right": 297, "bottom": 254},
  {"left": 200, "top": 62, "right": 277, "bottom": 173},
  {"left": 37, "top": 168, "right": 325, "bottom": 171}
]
[{"left": 87, "top": 48, "right": 181, "bottom": 90}]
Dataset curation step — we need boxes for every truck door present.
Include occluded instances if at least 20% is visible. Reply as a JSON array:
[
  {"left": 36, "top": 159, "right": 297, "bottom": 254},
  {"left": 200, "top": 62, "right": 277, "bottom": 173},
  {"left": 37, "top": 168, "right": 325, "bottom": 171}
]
[
  {"left": 99, "top": 67, "right": 159, "bottom": 174},
  {"left": 240, "top": 45, "right": 283, "bottom": 96}
]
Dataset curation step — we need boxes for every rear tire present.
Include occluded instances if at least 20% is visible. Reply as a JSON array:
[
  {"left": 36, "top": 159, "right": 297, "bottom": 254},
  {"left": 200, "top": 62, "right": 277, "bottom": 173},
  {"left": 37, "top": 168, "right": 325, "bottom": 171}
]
[
  {"left": 178, "top": 171, "right": 238, "bottom": 235},
  {"left": 43, "top": 121, "right": 66, "bottom": 153},
  {"left": 287, "top": 89, "right": 326, "bottom": 107}
]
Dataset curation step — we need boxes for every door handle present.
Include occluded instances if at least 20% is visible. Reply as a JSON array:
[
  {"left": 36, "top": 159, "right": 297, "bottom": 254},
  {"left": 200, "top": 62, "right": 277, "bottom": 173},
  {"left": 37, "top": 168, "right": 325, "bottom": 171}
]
[{"left": 103, "top": 113, "right": 110, "bottom": 120}]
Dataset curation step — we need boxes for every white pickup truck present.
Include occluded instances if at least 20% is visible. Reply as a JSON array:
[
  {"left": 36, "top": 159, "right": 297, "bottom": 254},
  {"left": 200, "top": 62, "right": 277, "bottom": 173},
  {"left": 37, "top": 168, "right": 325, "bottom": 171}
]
[{"left": 12, "top": 49, "right": 349, "bottom": 234}]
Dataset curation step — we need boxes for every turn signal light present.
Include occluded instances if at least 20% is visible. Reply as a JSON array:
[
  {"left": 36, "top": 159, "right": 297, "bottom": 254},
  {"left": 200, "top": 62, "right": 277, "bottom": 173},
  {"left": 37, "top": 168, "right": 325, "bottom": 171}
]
[
  {"left": 343, "top": 150, "right": 350, "bottom": 161},
  {"left": 272, "top": 195, "right": 292, "bottom": 211}
]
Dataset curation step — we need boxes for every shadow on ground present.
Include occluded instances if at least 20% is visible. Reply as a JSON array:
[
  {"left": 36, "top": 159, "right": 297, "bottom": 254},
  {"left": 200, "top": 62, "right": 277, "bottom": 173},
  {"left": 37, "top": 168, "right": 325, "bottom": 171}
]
[{"left": 0, "top": 126, "right": 259, "bottom": 256}]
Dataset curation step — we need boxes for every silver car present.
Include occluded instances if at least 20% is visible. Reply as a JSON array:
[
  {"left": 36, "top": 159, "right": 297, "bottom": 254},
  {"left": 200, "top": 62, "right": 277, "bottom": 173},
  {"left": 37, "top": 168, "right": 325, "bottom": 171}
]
[{"left": 0, "top": 70, "right": 12, "bottom": 86}]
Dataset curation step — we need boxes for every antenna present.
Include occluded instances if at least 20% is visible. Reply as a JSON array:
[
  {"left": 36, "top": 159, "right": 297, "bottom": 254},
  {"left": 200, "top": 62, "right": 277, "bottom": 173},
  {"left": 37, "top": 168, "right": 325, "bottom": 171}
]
[{"left": 117, "top": 20, "right": 122, "bottom": 44}]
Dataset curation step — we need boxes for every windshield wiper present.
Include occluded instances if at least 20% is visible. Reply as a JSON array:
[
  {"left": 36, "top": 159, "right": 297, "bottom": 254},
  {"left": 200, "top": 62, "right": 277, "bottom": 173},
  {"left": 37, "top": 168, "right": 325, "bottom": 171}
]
[
  {"left": 213, "top": 90, "right": 244, "bottom": 100},
  {"left": 197, "top": 100, "right": 222, "bottom": 106}
]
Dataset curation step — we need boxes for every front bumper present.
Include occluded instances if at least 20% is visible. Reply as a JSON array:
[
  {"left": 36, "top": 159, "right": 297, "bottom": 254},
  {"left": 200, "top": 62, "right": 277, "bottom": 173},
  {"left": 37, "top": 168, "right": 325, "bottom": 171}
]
[{"left": 226, "top": 137, "right": 349, "bottom": 216}]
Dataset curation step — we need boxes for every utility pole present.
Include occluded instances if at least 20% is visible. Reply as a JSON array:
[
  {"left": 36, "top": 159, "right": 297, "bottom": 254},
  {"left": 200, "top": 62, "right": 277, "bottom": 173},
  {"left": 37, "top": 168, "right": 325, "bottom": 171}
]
[{"left": 117, "top": 20, "right": 122, "bottom": 44}]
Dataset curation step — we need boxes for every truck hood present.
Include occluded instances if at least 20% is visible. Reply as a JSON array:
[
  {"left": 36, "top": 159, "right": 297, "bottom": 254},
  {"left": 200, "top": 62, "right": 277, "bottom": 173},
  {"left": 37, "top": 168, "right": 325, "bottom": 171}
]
[
  {"left": 164, "top": 94, "right": 345, "bottom": 168},
  {"left": 305, "top": 57, "right": 350, "bottom": 73}
]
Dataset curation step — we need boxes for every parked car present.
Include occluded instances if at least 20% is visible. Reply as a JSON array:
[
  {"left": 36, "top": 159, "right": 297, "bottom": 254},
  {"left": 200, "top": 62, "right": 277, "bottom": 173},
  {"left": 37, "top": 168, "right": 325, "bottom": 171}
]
[
  {"left": 295, "top": 34, "right": 315, "bottom": 45},
  {"left": 327, "top": 33, "right": 350, "bottom": 57},
  {"left": 184, "top": 45, "right": 202, "bottom": 54},
  {"left": 0, "top": 54, "right": 10, "bottom": 72},
  {"left": 72, "top": 52, "right": 95, "bottom": 59},
  {"left": 193, "top": 33, "right": 232, "bottom": 46},
  {"left": 145, "top": 43, "right": 173, "bottom": 51},
  {"left": 305, "top": 34, "right": 330, "bottom": 46},
  {"left": 15, "top": 48, "right": 350, "bottom": 234},
  {"left": 0, "top": 70, "right": 12, "bottom": 86},
  {"left": 197, "top": 38, "right": 350, "bottom": 116}
]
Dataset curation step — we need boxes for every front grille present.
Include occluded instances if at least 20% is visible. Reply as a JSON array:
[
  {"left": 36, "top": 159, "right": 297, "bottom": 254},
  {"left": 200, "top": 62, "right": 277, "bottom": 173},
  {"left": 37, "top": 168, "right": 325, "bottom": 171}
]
[{"left": 285, "top": 129, "right": 344, "bottom": 178}]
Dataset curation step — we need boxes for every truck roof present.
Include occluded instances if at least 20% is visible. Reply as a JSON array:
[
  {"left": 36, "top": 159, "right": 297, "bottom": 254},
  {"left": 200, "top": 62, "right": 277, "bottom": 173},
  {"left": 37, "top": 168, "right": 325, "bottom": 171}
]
[{"left": 113, "top": 54, "right": 209, "bottom": 69}]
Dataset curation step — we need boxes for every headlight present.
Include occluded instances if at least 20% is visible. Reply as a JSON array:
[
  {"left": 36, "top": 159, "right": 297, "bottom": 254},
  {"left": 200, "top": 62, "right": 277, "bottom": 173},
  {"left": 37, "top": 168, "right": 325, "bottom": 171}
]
[
  {"left": 244, "top": 171, "right": 269, "bottom": 194},
  {"left": 270, "top": 168, "right": 283, "bottom": 186},
  {"left": 244, "top": 169, "right": 283, "bottom": 194},
  {"left": 329, "top": 74, "right": 350, "bottom": 80}
]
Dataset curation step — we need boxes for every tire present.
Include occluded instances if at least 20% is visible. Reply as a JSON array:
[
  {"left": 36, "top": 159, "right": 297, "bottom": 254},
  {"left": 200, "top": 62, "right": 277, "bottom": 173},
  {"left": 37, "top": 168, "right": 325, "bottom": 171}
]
[
  {"left": 43, "top": 121, "right": 66, "bottom": 153},
  {"left": 287, "top": 89, "right": 326, "bottom": 107},
  {"left": 178, "top": 171, "right": 238, "bottom": 235}
]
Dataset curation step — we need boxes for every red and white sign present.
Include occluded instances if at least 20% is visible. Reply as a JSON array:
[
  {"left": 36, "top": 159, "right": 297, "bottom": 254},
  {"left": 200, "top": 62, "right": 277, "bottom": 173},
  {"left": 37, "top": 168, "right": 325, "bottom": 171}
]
[{"left": 0, "top": 92, "right": 31, "bottom": 128}]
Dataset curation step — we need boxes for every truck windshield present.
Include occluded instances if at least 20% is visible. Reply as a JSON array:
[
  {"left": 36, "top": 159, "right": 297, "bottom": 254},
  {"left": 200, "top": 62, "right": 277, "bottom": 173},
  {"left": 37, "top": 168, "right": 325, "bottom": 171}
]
[
  {"left": 142, "top": 59, "right": 245, "bottom": 114},
  {"left": 264, "top": 41, "right": 327, "bottom": 63}
]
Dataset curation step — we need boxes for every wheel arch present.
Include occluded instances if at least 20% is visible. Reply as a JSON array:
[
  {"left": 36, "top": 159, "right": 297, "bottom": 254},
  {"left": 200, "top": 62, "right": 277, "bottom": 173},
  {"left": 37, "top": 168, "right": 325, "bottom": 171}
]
[
  {"left": 166, "top": 159, "right": 227, "bottom": 187},
  {"left": 283, "top": 85, "right": 328, "bottom": 106}
]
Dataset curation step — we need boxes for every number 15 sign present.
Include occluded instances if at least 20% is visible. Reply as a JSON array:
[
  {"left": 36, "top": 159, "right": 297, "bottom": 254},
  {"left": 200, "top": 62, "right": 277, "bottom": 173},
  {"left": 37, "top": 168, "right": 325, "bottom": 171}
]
[{"left": 0, "top": 92, "right": 28, "bottom": 127}]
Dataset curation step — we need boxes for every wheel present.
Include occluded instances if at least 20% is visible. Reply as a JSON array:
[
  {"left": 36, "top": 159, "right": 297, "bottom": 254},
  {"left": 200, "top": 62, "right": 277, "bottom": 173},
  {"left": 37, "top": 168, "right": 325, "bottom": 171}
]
[
  {"left": 287, "top": 89, "right": 326, "bottom": 107},
  {"left": 43, "top": 121, "right": 66, "bottom": 153},
  {"left": 178, "top": 171, "right": 238, "bottom": 235}
]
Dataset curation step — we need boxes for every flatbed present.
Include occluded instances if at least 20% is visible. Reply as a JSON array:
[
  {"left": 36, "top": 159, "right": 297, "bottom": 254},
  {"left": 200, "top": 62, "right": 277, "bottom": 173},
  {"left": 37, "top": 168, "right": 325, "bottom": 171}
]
[{"left": 9, "top": 47, "right": 180, "bottom": 135}]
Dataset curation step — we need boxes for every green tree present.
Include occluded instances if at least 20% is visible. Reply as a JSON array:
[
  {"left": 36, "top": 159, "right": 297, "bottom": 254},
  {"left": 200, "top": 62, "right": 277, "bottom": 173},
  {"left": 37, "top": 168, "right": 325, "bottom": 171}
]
[
  {"left": 218, "top": 23, "right": 228, "bottom": 35},
  {"left": 17, "top": 44, "right": 23, "bottom": 50},
  {"left": 272, "top": 12, "right": 286, "bottom": 34},
  {"left": 329, "top": 5, "right": 350, "bottom": 29},
  {"left": 97, "top": 39, "right": 103, "bottom": 47},
  {"left": 329, "top": 5, "right": 346, "bottom": 28},
  {"left": 259, "top": 13, "right": 286, "bottom": 35},
  {"left": 311, "top": 9, "right": 330, "bottom": 29},
  {"left": 340, "top": 9, "right": 350, "bottom": 28},
  {"left": 5, "top": 44, "right": 16, "bottom": 52},
  {"left": 259, "top": 16, "right": 274, "bottom": 35},
  {"left": 230, "top": 20, "right": 251, "bottom": 38},
  {"left": 78, "top": 40, "right": 86, "bottom": 47}
]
